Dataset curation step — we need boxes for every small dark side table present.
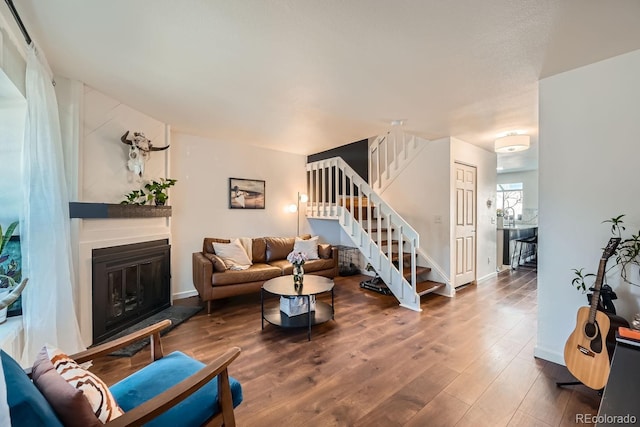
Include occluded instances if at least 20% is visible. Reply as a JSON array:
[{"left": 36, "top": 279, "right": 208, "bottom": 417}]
[{"left": 261, "top": 275, "right": 334, "bottom": 341}]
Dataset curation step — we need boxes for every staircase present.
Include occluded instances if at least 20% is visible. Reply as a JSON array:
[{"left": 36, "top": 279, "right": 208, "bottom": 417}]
[
  {"left": 369, "top": 129, "right": 428, "bottom": 192},
  {"left": 305, "top": 156, "right": 443, "bottom": 311}
]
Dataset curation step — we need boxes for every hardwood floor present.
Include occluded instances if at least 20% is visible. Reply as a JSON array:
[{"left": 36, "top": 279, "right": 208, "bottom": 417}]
[{"left": 91, "top": 269, "right": 601, "bottom": 426}]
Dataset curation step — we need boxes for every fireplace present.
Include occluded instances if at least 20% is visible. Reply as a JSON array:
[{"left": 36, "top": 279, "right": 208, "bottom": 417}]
[{"left": 92, "top": 239, "right": 171, "bottom": 344}]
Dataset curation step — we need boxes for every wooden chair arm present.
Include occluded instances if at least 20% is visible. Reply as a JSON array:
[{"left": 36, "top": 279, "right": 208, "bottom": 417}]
[
  {"left": 104, "top": 346, "right": 241, "bottom": 427},
  {"left": 70, "top": 319, "right": 172, "bottom": 364}
]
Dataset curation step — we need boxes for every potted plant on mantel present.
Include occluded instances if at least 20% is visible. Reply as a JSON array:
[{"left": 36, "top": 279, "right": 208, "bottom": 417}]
[
  {"left": 120, "top": 178, "right": 177, "bottom": 206},
  {"left": 145, "top": 178, "right": 177, "bottom": 206}
]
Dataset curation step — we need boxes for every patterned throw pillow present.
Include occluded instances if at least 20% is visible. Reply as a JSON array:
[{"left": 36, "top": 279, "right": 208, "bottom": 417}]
[{"left": 37, "top": 346, "right": 124, "bottom": 423}]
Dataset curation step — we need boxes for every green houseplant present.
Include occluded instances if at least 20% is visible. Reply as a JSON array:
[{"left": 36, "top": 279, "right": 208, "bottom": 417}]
[
  {"left": 0, "top": 221, "right": 18, "bottom": 289},
  {"left": 120, "top": 189, "right": 147, "bottom": 205},
  {"left": 145, "top": 178, "right": 177, "bottom": 206},
  {"left": 572, "top": 214, "right": 640, "bottom": 293},
  {"left": 0, "top": 221, "right": 28, "bottom": 321}
]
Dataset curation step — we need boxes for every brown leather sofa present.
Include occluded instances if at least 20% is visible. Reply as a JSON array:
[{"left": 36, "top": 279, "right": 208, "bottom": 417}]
[{"left": 192, "top": 236, "right": 339, "bottom": 313}]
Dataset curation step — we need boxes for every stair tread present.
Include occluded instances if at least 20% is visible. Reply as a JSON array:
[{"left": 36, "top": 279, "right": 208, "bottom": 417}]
[
  {"left": 391, "top": 253, "right": 414, "bottom": 262},
  {"left": 402, "top": 266, "right": 431, "bottom": 280},
  {"left": 416, "top": 280, "right": 444, "bottom": 296},
  {"left": 365, "top": 226, "right": 392, "bottom": 233}
]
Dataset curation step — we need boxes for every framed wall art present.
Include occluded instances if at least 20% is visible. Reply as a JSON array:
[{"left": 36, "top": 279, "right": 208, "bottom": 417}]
[{"left": 229, "top": 178, "right": 265, "bottom": 209}]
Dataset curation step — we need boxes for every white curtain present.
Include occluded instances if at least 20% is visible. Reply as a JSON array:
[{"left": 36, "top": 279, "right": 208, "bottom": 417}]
[{"left": 20, "top": 44, "right": 85, "bottom": 366}]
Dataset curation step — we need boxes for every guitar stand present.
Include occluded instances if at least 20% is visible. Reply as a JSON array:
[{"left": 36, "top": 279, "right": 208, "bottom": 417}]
[{"left": 556, "top": 381, "right": 603, "bottom": 396}]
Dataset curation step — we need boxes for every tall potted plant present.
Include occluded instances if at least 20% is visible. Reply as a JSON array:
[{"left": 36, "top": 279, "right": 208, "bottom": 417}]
[{"left": 0, "top": 221, "right": 27, "bottom": 323}]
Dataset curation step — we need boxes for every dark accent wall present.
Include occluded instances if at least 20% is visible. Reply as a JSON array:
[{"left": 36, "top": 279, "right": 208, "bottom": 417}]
[{"left": 307, "top": 139, "right": 369, "bottom": 182}]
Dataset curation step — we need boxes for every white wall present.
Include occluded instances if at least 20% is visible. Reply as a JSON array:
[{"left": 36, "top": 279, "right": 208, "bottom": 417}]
[
  {"left": 170, "top": 132, "right": 309, "bottom": 298},
  {"left": 381, "top": 138, "right": 451, "bottom": 278},
  {"left": 377, "top": 137, "right": 497, "bottom": 285},
  {"left": 497, "top": 170, "right": 538, "bottom": 223},
  {"left": 55, "top": 81, "right": 171, "bottom": 344},
  {"left": 536, "top": 49, "right": 640, "bottom": 364},
  {"left": 451, "top": 137, "right": 498, "bottom": 283}
]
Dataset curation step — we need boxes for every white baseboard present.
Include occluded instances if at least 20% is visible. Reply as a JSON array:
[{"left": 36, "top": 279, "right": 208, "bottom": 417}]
[
  {"left": 172, "top": 289, "right": 199, "bottom": 301},
  {"left": 533, "top": 345, "right": 565, "bottom": 366},
  {"left": 477, "top": 271, "right": 497, "bottom": 283}
]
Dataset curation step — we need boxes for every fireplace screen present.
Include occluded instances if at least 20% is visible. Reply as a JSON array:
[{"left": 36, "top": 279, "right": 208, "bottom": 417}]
[{"left": 92, "top": 239, "right": 171, "bottom": 344}]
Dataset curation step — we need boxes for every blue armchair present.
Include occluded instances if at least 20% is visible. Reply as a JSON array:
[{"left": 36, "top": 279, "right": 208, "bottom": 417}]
[{"left": 2, "top": 319, "right": 243, "bottom": 426}]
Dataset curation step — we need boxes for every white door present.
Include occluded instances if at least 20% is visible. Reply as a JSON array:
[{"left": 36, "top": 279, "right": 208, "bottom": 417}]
[{"left": 454, "top": 163, "right": 476, "bottom": 286}]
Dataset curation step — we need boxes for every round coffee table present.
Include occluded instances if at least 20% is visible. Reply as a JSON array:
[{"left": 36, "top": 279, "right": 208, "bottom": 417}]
[{"left": 261, "top": 275, "right": 335, "bottom": 341}]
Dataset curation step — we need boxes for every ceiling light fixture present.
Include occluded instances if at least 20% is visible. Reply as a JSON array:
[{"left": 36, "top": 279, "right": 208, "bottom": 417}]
[{"left": 494, "top": 133, "right": 530, "bottom": 153}]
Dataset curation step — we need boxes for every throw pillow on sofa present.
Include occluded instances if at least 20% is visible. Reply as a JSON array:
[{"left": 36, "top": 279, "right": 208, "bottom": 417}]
[
  {"left": 213, "top": 239, "right": 252, "bottom": 270},
  {"left": 293, "top": 236, "right": 319, "bottom": 260}
]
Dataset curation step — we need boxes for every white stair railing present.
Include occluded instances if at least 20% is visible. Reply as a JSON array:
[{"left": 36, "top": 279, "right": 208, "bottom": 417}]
[
  {"left": 369, "top": 130, "right": 428, "bottom": 192},
  {"left": 306, "top": 156, "right": 422, "bottom": 311}
]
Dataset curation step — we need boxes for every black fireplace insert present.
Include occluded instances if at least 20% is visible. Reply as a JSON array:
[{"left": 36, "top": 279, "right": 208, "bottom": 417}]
[{"left": 92, "top": 239, "right": 171, "bottom": 344}]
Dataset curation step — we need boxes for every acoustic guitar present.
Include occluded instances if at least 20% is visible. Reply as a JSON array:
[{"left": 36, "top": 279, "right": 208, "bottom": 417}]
[{"left": 564, "top": 237, "right": 621, "bottom": 390}]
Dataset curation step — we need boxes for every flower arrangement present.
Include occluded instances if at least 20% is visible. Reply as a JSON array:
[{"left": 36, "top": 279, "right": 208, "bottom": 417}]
[
  {"left": 288, "top": 251, "right": 307, "bottom": 288},
  {"left": 287, "top": 251, "right": 308, "bottom": 266}
]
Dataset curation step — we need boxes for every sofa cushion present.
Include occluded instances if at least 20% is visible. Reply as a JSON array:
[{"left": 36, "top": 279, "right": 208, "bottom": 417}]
[
  {"left": 252, "top": 237, "right": 267, "bottom": 263},
  {"left": 318, "top": 244, "right": 332, "bottom": 259},
  {"left": 213, "top": 239, "right": 252, "bottom": 270},
  {"left": 204, "top": 253, "right": 227, "bottom": 272},
  {"left": 211, "top": 264, "right": 281, "bottom": 286},
  {"left": 1, "top": 350, "right": 64, "bottom": 427},
  {"left": 271, "top": 257, "right": 336, "bottom": 275},
  {"left": 265, "top": 237, "right": 295, "bottom": 262},
  {"left": 31, "top": 348, "right": 102, "bottom": 427},
  {"left": 110, "top": 351, "right": 243, "bottom": 427},
  {"left": 293, "top": 236, "right": 319, "bottom": 260}
]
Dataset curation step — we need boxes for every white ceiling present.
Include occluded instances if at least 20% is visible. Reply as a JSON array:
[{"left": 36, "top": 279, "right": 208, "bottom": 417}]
[{"left": 10, "top": 0, "right": 640, "bottom": 172}]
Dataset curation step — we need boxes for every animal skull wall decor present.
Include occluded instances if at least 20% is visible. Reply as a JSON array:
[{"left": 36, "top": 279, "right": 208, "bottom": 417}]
[{"left": 121, "top": 131, "right": 170, "bottom": 177}]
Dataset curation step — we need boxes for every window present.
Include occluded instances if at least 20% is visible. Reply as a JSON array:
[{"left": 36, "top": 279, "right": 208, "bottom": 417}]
[{"left": 497, "top": 183, "right": 523, "bottom": 221}]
